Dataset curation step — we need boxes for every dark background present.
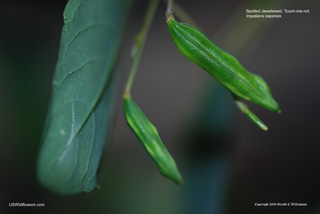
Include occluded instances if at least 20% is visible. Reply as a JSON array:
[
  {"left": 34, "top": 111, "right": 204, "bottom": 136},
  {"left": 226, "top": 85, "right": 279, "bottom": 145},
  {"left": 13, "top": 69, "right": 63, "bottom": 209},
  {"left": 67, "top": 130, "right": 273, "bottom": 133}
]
[{"left": 1, "top": 0, "right": 320, "bottom": 213}]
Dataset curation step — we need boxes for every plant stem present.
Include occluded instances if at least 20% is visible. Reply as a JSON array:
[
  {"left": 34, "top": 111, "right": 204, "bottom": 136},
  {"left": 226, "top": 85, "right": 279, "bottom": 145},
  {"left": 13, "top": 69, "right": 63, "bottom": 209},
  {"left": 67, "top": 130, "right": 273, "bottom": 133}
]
[
  {"left": 166, "top": 0, "right": 173, "bottom": 21},
  {"left": 232, "top": 94, "right": 268, "bottom": 131},
  {"left": 124, "top": 0, "right": 160, "bottom": 98},
  {"left": 164, "top": 0, "right": 201, "bottom": 29}
]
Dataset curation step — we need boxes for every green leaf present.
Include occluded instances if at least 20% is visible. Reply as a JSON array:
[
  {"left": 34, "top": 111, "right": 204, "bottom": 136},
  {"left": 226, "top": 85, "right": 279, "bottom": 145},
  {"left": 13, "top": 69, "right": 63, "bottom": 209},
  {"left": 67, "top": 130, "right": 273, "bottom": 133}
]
[
  {"left": 37, "top": 0, "right": 133, "bottom": 195},
  {"left": 124, "top": 96, "right": 183, "bottom": 185}
]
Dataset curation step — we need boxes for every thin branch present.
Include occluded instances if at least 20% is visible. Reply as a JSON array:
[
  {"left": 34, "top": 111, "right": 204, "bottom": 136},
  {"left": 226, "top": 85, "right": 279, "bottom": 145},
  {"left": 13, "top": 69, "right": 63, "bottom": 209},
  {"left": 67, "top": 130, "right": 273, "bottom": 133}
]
[
  {"left": 124, "top": 0, "right": 160, "bottom": 97},
  {"left": 166, "top": 0, "right": 173, "bottom": 21},
  {"left": 232, "top": 94, "right": 268, "bottom": 131}
]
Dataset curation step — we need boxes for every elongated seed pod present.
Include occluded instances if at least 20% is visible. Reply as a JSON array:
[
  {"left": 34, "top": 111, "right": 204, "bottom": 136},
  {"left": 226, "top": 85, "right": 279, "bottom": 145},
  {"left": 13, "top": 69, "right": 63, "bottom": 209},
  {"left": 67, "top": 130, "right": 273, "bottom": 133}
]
[
  {"left": 124, "top": 96, "right": 183, "bottom": 184},
  {"left": 167, "top": 17, "right": 280, "bottom": 113}
]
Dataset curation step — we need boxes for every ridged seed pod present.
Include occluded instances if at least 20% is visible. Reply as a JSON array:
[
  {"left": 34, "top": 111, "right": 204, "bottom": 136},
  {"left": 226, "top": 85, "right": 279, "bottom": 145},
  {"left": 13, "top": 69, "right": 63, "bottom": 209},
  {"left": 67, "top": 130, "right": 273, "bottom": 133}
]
[
  {"left": 167, "top": 16, "right": 280, "bottom": 113},
  {"left": 124, "top": 96, "right": 183, "bottom": 184}
]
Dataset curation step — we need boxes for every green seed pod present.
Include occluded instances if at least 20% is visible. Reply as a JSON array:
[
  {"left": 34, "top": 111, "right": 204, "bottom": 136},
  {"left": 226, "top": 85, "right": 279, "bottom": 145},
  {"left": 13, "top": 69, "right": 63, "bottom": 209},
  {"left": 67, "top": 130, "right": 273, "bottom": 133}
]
[
  {"left": 124, "top": 95, "right": 183, "bottom": 185},
  {"left": 167, "top": 16, "right": 280, "bottom": 113}
]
